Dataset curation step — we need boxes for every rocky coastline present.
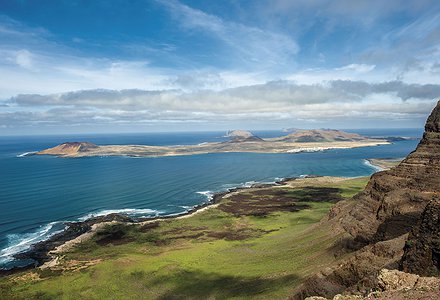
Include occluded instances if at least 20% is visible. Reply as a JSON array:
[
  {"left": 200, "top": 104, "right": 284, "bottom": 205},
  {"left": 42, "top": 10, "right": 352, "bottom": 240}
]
[{"left": 0, "top": 177, "right": 295, "bottom": 276}]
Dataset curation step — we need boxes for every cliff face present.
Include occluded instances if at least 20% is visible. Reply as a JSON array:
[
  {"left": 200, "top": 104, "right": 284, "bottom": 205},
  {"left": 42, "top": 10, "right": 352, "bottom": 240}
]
[
  {"left": 401, "top": 197, "right": 440, "bottom": 276},
  {"left": 296, "top": 101, "right": 440, "bottom": 299},
  {"left": 341, "top": 100, "right": 440, "bottom": 244}
]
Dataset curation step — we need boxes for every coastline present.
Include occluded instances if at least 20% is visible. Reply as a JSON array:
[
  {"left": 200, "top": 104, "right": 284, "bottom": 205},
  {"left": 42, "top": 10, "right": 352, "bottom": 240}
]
[
  {"left": 34, "top": 139, "right": 390, "bottom": 158},
  {"left": 0, "top": 153, "right": 396, "bottom": 276},
  {"left": 0, "top": 176, "right": 298, "bottom": 275},
  {"left": 363, "top": 159, "right": 385, "bottom": 172},
  {"left": 364, "top": 158, "right": 403, "bottom": 171},
  {"left": 0, "top": 175, "right": 374, "bottom": 299}
]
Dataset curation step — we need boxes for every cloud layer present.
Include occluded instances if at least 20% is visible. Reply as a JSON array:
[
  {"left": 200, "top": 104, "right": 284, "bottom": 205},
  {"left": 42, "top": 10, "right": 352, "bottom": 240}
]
[
  {"left": 0, "top": 1, "right": 439, "bottom": 133},
  {"left": 3, "top": 80, "right": 438, "bottom": 132}
]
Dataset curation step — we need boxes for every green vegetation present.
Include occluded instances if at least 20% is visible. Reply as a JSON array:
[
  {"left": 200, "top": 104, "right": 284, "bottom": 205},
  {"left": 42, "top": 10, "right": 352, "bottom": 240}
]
[{"left": 0, "top": 177, "right": 369, "bottom": 300}]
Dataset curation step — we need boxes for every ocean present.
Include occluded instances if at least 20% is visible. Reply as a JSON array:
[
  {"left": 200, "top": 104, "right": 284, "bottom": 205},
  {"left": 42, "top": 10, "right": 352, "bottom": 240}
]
[{"left": 0, "top": 129, "right": 422, "bottom": 269}]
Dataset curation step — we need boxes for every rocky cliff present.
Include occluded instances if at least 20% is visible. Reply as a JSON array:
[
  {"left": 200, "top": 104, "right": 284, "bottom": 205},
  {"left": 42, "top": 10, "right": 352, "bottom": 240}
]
[
  {"left": 401, "top": 197, "right": 440, "bottom": 276},
  {"left": 305, "top": 269, "right": 440, "bottom": 300},
  {"left": 341, "top": 100, "right": 440, "bottom": 244},
  {"left": 295, "top": 100, "right": 440, "bottom": 299}
]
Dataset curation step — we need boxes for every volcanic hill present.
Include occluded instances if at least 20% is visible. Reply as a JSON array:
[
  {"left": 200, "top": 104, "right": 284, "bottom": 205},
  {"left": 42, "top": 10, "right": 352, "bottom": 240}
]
[{"left": 35, "top": 129, "right": 388, "bottom": 158}]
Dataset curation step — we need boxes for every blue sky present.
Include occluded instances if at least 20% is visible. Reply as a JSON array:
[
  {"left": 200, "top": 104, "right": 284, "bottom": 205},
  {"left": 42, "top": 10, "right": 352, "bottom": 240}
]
[{"left": 0, "top": 0, "right": 440, "bottom": 134}]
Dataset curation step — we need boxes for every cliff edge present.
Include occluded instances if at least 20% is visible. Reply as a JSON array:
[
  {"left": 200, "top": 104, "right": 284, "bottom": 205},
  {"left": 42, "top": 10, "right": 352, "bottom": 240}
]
[
  {"left": 341, "top": 100, "right": 440, "bottom": 244},
  {"left": 295, "top": 100, "right": 440, "bottom": 299}
]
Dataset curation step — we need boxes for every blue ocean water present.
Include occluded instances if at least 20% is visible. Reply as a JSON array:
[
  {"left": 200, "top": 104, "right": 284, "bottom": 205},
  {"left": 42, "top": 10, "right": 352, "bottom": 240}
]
[{"left": 0, "top": 129, "right": 422, "bottom": 269}]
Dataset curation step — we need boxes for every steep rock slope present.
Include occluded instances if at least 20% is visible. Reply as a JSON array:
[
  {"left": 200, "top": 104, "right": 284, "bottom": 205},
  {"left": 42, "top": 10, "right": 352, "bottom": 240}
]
[
  {"left": 341, "top": 100, "right": 440, "bottom": 244},
  {"left": 401, "top": 197, "right": 440, "bottom": 276},
  {"left": 295, "top": 100, "right": 440, "bottom": 299}
]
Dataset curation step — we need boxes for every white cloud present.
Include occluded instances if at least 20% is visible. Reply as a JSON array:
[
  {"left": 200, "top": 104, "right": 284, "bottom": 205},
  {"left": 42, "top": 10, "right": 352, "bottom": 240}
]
[
  {"left": 3, "top": 80, "right": 439, "bottom": 130},
  {"left": 336, "top": 64, "right": 376, "bottom": 73},
  {"left": 0, "top": 2, "right": 439, "bottom": 133}
]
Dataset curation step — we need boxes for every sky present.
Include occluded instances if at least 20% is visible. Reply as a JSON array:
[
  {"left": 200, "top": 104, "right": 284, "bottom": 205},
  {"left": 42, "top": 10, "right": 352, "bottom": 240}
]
[{"left": 0, "top": 0, "right": 440, "bottom": 135}]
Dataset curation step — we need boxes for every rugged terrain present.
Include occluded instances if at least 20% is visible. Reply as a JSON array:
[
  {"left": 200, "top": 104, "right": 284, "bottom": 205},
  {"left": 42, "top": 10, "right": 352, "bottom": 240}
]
[
  {"left": 35, "top": 129, "right": 389, "bottom": 158},
  {"left": 3, "top": 105, "right": 439, "bottom": 299},
  {"left": 296, "top": 101, "right": 440, "bottom": 299},
  {"left": 0, "top": 177, "right": 369, "bottom": 299}
]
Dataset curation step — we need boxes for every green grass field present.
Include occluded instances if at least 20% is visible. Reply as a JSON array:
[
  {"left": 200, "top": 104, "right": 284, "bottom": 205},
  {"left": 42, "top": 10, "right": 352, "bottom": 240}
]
[{"left": 0, "top": 177, "right": 369, "bottom": 300}]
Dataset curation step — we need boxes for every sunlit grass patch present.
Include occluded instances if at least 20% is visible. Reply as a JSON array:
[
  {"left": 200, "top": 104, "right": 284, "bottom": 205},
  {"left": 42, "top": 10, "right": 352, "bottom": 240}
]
[{"left": 0, "top": 177, "right": 369, "bottom": 300}]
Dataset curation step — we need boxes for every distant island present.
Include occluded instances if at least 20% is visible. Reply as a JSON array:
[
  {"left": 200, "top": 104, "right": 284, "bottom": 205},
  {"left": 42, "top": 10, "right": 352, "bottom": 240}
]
[
  {"left": 35, "top": 129, "right": 391, "bottom": 158},
  {"left": 3, "top": 104, "right": 439, "bottom": 299}
]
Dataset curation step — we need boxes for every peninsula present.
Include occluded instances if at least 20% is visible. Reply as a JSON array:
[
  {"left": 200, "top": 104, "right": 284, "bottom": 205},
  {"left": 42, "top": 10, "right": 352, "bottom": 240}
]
[{"left": 35, "top": 129, "right": 390, "bottom": 158}]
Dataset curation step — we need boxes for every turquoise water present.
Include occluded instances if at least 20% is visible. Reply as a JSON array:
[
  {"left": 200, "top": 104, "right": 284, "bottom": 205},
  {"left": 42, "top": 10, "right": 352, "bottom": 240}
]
[{"left": 0, "top": 129, "right": 422, "bottom": 269}]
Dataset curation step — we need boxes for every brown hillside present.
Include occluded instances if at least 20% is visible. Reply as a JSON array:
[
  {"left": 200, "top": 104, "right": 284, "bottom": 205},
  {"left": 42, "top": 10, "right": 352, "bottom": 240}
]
[
  {"left": 37, "top": 142, "right": 98, "bottom": 156},
  {"left": 295, "top": 100, "right": 440, "bottom": 299}
]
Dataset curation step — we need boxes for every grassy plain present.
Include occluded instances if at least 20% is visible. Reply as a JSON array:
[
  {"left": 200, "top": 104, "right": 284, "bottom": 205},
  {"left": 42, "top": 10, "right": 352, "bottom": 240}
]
[{"left": 0, "top": 176, "right": 369, "bottom": 300}]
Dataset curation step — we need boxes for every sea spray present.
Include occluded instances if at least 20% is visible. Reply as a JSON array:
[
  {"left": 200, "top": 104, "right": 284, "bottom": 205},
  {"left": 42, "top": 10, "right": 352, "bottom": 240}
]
[
  {"left": 0, "top": 222, "right": 66, "bottom": 266},
  {"left": 79, "top": 208, "right": 162, "bottom": 221},
  {"left": 363, "top": 159, "right": 384, "bottom": 172}
]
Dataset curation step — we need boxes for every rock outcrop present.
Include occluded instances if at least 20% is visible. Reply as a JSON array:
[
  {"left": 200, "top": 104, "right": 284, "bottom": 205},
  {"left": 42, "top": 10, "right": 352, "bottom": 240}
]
[
  {"left": 296, "top": 235, "right": 408, "bottom": 298},
  {"left": 295, "top": 100, "right": 440, "bottom": 299},
  {"left": 401, "top": 197, "right": 440, "bottom": 276},
  {"left": 304, "top": 269, "right": 440, "bottom": 300},
  {"left": 341, "top": 100, "right": 440, "bottom": 244}
]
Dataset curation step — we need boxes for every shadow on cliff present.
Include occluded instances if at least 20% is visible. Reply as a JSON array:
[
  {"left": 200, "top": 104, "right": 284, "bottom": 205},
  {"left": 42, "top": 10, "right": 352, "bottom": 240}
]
[
  {"left": 330, "top": 211, "right": 422, "bottom": 256},
  {"left": 371, "top": 212, "right": 421, "bottom": 242}
]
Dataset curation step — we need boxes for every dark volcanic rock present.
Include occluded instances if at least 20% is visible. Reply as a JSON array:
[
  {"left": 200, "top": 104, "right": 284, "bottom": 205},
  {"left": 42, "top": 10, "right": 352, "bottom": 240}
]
[
  {"left": 425, "top": 101, "right": 440, "bottom": 132},
  {"left": 401, "top": 197, "right": 440, "bottom": 276},
  {"left": 294, "top": 101, "right": 440, "bottom": 299},
  {"left": 295, "top": 235, "right": 407, "bottom": 299},
  {"left": 340, "top": 100, "right": 440, "bottom": 244},
  {"left": 4, "top": 213, "right": 134, "bottom": 272}
]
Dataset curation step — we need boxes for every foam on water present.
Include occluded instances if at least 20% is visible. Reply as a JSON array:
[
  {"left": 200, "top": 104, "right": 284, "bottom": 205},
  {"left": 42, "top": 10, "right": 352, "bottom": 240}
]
[
  {"left": 363, "top": 159, "right": 384, "bottom": 172},
  {"left": 79, "top": 208, "right": 161, "bottom": 221},
  {"left": 196, "top": 178, "right": 284, "bottom": 204},
  {"left": 0, "top": 222, "right": 65, "bottom": 265},
  {"left": 0, "top": 208, "right": 164, "bottom": 267},
  {"left": 196, "top": 191, "right": 214, "bottom": 201},
  {"left": 178, "top": 205, "right": 193, "bottom": 210},
  {"left": 16, "top": 151, "right": 37, "bottom": 158}
]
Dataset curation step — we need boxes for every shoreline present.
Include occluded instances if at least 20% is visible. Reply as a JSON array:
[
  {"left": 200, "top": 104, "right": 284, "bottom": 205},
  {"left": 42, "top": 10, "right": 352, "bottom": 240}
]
[
  {"left": 18, "top": 141, "right": 388, "bottom": 159},
  {"left": 37, "top": 142, "right": 390, "bottom": 158},
  {"left": 363, "top": 159, "right": 385, "bottom": 171},
  {"left": 365, "top": 158, "right": 403, "bottom": 171},
  {"left": 34, "top": 136, "right": 390, "bottom": 158},
  {"left": 0, "top": 156, "right": 390, "bottom": 276},
  {"left": 0, "top": 176, "right": 298, "bottom": 276}
]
